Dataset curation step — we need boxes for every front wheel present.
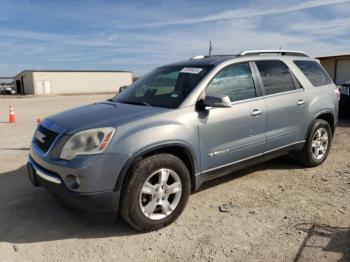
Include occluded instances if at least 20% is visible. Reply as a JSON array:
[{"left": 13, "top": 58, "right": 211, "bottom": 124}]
[
  {"left": 120, "top": 153, "right": 191, "bottom": 232},
  {"left": 297, "top": 119, "right": 332, "bottom": 167}
]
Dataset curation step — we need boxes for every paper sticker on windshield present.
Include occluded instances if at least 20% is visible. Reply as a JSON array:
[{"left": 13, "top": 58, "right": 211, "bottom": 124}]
[{"left": 180, "top": 67, "right": 203, "bottom": 74}]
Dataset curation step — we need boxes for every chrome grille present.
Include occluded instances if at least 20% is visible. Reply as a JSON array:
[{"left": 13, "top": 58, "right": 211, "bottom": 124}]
[{"left": 34, "top": 125, "right": 59, "bottom": 153}]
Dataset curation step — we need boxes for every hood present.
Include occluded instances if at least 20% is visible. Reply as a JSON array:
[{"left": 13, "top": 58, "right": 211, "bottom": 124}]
[{"left": 46, "top": 101, "right": 168, "bottom": 134}]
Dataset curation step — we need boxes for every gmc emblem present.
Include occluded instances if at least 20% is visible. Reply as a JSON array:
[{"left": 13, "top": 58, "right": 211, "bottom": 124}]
[{"left": 35, "top": 130, "right": 46, "bottom": 143}]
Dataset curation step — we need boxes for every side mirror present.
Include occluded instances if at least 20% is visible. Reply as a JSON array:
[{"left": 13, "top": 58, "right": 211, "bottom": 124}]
[{"left": 202, "top": 94, "right": 232, "bottom": 108}]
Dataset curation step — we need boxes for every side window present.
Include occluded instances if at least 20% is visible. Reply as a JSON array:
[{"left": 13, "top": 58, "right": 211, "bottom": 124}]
[
  {"left": 206, "top": 63, "right": 256, "bottom": 102},
  {"left": 294, "top": 60, "right": 331, "bottom": 87},
  {"left": 255, "top": 60, "right": 296, "bottom": 95}
]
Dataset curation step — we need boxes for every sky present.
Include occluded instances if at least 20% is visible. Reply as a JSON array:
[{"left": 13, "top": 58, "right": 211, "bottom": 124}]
[{"left": 1, "top": 0, "right": 350, "bottom": 77}]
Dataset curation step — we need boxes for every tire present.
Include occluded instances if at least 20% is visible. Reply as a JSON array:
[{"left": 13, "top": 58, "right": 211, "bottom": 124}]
[
  {"left": 120, "top": 153, "right": 191, "bottom": 232},
  {"left": 297, "top": 119, "right": 332, "bottom": 167}
]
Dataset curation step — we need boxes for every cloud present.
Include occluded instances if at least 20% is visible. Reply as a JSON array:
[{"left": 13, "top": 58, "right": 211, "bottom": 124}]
[
  {"left": 0, "top": 29, "right": 117, "bottom": 47},
  {"left": 287, "top": 17, "right": 350, "bottom": 36},
  {"left": 1, "top": 0, "right": 350, "bottom": 76},
  {"left": 118, "top": 0, "right": 350, "bottom": 28}
]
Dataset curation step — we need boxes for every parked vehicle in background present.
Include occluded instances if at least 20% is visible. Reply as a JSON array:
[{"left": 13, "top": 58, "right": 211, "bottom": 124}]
[
  {"left": 0, "top": 86, "right": 13, "bottom": 95},
  {"left": 27, "top": 50, "right": 339, "bottom": 232},
  {"left": 339, "top": 81, "right": 350, "bottom": 115}
]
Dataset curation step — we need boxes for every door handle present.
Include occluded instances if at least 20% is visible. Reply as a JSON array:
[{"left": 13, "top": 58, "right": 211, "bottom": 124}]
[
  {"left": 251, "top": 109, "right": 262, "bottom": 116},
  {"left": 297, "top": 100, "right": 305, "bottom": 106}
]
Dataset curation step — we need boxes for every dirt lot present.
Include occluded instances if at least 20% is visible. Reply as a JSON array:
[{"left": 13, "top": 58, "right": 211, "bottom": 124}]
[{"left": 0, "top": 94, "right": 349, "bottom": 262}]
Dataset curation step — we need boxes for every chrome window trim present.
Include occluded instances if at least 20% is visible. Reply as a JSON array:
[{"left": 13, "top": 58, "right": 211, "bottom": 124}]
[
  {"left": 207, "top": 88, "right": 304, "bottom": 108},
  {"left": 230, "top": 96, "right": 262, "bottom": 105},
  {"left": 262, "top": 88, "right": 305, "bottom": 99},
  {"left": 182, "top": 56, "right": 310, "bottom": 108},
  {"left": 189, "top": 59, "right": 306, "bottom": 108}
]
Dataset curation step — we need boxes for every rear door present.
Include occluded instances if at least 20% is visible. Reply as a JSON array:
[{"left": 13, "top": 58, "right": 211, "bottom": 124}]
[
  {"left": 254, "top": 60, "right": 308, "bottom": 151},
  {"left": 198, "top": 62, "right": 266, "bottom": 172}
]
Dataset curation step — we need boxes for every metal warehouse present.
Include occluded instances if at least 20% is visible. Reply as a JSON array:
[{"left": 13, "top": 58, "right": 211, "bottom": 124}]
[
  {"left": 317, "top": 54, "right": 350, "bottom": 85},
  {"left": 13, "top": 70, "right": 133, "bottom": 95}
]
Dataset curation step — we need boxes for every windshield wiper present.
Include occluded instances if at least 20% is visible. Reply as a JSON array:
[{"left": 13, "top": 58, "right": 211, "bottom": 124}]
[{"left": 120, "top": 101, "right": 151, "bottom": 107}]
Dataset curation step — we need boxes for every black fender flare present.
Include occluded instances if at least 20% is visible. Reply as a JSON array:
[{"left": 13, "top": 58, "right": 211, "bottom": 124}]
[
  {"left": 114, "top": 141, "right": 198, "bottom": 194},
  {"left": 304, "top": 110, "right": 335, "bottom": 140}
]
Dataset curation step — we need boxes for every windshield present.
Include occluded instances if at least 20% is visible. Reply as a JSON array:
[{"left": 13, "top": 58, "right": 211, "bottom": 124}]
[{"left": 112, "top": 65, "right": 213, "bottom": 109}]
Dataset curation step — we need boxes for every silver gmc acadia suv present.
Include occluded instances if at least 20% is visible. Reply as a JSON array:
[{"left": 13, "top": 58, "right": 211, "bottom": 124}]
[{"left": 27, "top": 50, "right": 339, "bottom": 231}]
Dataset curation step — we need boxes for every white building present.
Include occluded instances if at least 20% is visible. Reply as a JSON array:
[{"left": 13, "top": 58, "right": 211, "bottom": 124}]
[{"left": 13, "top": 70, "right": 133, "bottom": 95}]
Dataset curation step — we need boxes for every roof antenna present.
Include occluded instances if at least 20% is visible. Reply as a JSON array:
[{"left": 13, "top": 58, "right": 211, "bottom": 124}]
[{"left": 208, "top": 40, "right": 213, "bottom": 56}]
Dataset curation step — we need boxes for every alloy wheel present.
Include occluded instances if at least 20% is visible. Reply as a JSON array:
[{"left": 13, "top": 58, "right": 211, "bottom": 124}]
[
  {"left": 139, "top": 168, "right": 182, "bottom": 220},
  {"left": 311, "top": 127, "right": 329, "bottom": 160}
]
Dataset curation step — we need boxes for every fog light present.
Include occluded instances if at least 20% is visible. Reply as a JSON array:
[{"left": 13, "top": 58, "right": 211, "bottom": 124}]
[{"left": 65, "top": 174, "right": 80, "bottom": 189}]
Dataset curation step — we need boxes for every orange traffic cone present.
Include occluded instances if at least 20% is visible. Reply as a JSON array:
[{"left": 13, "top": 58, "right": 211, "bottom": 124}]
[{"left": 9, "top": 105, "right": 16, "bottom": 123}]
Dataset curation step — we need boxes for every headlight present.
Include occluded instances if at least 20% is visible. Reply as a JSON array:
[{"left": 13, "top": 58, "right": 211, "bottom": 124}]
[{"left": 60, "top": 127, "right": 115, "bottom": 160}]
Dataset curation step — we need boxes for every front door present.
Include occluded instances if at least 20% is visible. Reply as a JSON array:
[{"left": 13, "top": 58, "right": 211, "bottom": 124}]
[{"left": 198, "top": 62, "right": 267, "bottom": 173}]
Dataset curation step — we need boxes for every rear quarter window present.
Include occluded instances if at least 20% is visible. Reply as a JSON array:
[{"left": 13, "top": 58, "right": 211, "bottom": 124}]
[{"left": 294, "top": 60, "right": 331, "bottom": 87}]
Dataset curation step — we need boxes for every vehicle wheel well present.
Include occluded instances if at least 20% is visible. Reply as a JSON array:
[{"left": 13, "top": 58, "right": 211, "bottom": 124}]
[
  {"left": 316, "top": 112, "right": 334, "bottom": 135},
  {"left": 124, "top": 146, "right": 196, "bottom": 191}
]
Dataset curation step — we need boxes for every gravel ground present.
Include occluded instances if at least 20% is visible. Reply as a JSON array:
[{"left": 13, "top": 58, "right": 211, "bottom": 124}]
[{"left": 0, "top": 94, "right": 349, "bottom": 262}]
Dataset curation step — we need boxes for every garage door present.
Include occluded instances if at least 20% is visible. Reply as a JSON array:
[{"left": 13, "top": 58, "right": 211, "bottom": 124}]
[
  {"left": 36, "top": 80, "right": 52, "bottom": 94},
  {"left": 335, "top": 59, "right": 350, "bottom": 85}
]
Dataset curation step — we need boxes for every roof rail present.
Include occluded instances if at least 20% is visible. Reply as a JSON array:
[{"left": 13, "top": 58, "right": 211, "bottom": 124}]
[{"left": 239, "top": 50, "right": 309, "bottom": 57}]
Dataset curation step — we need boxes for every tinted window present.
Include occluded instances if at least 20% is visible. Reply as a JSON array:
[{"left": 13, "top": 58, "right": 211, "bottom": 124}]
[
  {"left": 294, "top": 60, "right": 331, "bottom": 87},
  {"left": 113, "top": 66, "right": 213, "bottom": 109},
  {"left": 206, "top": 63, "right": 256, "bottom": 102},
  {"left": 256, "top": 60, "right": 296, "bottom": 95}
]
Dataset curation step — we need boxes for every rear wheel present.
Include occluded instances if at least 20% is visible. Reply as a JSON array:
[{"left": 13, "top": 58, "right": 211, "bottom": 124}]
[
  {"left": 297, "top": 119, "right": 332, "bottom": 167},
  {"left": 120, "top": 153, "right": 191, "bottom": 231}
]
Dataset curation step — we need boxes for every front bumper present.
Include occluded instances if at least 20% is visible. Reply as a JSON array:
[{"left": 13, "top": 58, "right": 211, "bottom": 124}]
[
  {"left": 27, "top": 119, "right": 131, "bottom": 215},
  {"left": 27, "top": 157, "right": 120, "bottom": 214}
]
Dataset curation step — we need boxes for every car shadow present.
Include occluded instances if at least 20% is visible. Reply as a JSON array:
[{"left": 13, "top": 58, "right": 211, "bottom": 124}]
[
  {"left": 293, "top": 223, "right": 350, "bottom": 262},
  {"left": 0, "top": 165, "right": 139, "bottom": 244},
  {"left": 2, "top": 135, "right": 348, "bottom": 244},
  {"left": 199, "top": 154, "right": 303, "bottom": 192},
  {"left": 2, "top": 156, "right": 301, "bottom": 243}
]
